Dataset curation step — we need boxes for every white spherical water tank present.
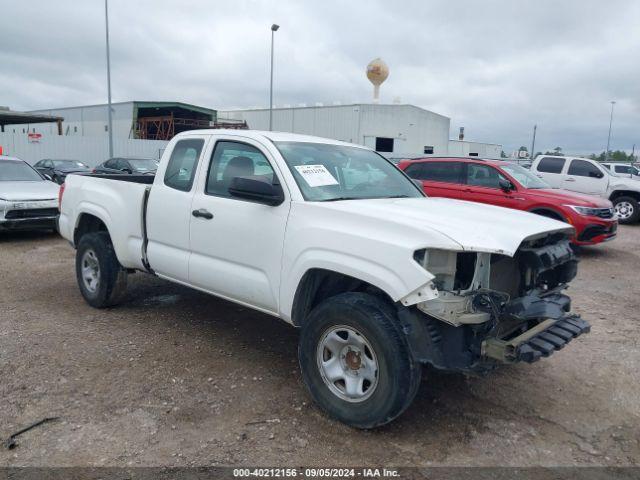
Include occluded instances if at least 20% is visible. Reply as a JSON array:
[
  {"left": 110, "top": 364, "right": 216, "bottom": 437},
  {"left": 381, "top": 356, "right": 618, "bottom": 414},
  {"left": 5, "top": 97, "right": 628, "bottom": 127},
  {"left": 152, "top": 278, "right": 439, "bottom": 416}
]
[{"left": 366, "top": 58, "right": 389, "bottom": 103}]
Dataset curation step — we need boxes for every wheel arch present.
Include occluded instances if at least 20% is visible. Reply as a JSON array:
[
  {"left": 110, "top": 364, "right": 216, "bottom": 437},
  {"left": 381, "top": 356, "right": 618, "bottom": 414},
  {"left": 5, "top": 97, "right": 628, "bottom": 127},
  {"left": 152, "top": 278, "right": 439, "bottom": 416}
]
[
  {"left": 74, "top": 212, "right": 112, "bottom": 246},
  {"left": 609, "top": 190, "right": 640, "bottom": 202},
  {"left": 290, "top": 268, "right": 395, "bottom": 327},
  {"left": 528, "top": 207, "right": 566, "bottom": 222}
]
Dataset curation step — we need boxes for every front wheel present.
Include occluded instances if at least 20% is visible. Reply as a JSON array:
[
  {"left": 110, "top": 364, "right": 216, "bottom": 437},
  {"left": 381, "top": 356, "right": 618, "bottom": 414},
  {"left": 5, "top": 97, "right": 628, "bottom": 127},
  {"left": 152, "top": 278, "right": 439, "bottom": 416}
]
[
  {"left": 613, "top": 196, "right": 640, "bottom": 224},
  {"left": 298, "top": 293, "right": 421, "bottom": 429},
  {"left": 75, "top": 232, "right": 128, "bottom": 308}
]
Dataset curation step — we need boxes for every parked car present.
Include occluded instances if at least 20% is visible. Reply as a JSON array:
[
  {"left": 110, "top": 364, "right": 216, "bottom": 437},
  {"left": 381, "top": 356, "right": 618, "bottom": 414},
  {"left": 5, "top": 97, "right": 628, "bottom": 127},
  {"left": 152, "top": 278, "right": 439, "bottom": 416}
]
[
  {"left": 92, "top": 157, "right": 158, "bottom": 175},
  {"left": 398, "top": 157, "right": 617, "bottom": 246},
  {"left": 601, "top": 162, "right": 640, "bottom": 178},
  {"left": 0, "top": 156, "right": 59, "bottom": 231},
  {"left": 530, "top": 155, "right": 640, "bottom": 224},
  {"left": 33, "top": 158, "right": 90, "bottom": 184},
  {"left": 58, "top": 130, "right": 590, "bottom": 428}
]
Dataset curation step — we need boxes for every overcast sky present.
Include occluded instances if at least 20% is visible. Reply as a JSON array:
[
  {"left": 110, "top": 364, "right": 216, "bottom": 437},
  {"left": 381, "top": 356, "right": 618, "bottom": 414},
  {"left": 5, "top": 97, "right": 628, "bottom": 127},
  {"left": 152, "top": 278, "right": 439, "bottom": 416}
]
[{"left": 1, "top": 0, "right": 638, "bottom": 154}]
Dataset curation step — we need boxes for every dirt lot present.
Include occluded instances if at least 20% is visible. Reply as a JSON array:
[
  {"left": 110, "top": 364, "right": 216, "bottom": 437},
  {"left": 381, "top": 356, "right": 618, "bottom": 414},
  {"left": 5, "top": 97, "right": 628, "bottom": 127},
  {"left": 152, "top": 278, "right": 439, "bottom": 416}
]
[{"left": 1, "top": 227, "right": 639, "bottom": 468}]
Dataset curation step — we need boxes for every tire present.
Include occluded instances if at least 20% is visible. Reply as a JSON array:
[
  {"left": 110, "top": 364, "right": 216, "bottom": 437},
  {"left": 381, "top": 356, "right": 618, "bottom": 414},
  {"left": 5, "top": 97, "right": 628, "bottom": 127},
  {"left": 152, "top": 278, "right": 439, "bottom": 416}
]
[
  {"left": 612, "top": 196, "right": 640, "bottom": 224},
  {"left": 75, "top": 232, "right": 128, "bottom": 308},
  {"left": 298, "top": 292, "right": 421, "bottom": 429}
]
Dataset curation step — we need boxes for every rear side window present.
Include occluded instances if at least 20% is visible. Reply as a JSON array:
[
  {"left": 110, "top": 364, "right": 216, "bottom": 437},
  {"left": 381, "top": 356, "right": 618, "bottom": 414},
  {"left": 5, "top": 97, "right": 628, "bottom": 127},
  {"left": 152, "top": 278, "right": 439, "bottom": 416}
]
[
  {"left": 403, "top": 163, "right": 425, "bottom": 179},
  {"left": 537, "top": 157, "right": 565, "bottom": 174},
  {"left": 115, "top": 159, "right": 129, "bottom": 171},
  {"left": 416, "top": 162, "right": 464, "bottom": 183},
  {"left": 568, "top": 159, "right": 603, "bottom": 178},
  {"left": 164, "top": 138, "right": 205, "bottom": 192}
]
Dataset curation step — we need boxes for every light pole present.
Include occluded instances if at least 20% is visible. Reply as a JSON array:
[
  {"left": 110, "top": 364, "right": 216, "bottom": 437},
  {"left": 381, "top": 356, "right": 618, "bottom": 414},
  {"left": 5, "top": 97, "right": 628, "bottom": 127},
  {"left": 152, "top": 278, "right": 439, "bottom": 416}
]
[
  {"left": 269, "top": 24, "right": 279, "bottom": 131},
  {"left": 530, "top": 124, "right": 537, "bottom": 161},
  {"left": 605, "top": 100, "right": 616, "bottom": 161},
  {"left": 104, "top": 0, "right": 114, "bottom": 157}
]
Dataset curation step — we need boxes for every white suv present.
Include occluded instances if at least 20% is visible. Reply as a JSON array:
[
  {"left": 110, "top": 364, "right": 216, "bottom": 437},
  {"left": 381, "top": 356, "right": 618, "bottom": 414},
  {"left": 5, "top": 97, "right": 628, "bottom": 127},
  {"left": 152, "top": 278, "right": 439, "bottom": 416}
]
[
  {"left": 531, "top": 155, "right": 640, "bottom": 224},
  {"left": 602, "top": 162, "right": 640, "bottom": 178}
]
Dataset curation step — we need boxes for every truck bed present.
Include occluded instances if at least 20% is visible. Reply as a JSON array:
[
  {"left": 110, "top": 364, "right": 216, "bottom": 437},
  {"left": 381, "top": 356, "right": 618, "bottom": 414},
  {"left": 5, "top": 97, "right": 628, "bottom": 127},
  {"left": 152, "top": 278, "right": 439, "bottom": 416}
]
[
  {"left": 80, "top": 173, "right": 156, "bottom": 184},
  {"left": 58, "top": 174, "right": 151, "bottom": 271}
]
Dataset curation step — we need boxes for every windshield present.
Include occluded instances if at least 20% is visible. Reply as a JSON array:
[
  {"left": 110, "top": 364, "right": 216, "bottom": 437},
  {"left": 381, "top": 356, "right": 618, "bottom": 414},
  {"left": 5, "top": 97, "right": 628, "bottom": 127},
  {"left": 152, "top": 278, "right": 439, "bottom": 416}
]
[
  {"left": 52, "top": 160, "right": 88, "bottom": 168},
  {"left": 501, "top": 163, "right": 551, "bottom": 189},
  {"left": 129, "top": 159, "right": 158, "bottom": 171},
  {"left": 275, "top": 142, "right": 423, "bottom": 201},
  {"left": 0, "top": 161, "right": 44, "bottom": 182}
]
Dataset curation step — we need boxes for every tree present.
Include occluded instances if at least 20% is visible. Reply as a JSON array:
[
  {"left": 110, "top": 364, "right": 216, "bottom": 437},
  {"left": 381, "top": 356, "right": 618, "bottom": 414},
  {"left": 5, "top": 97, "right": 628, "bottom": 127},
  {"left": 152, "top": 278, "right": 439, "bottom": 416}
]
[
  {"left": 553, "top": 146, "right": 563, "bottom": 154},
  {"left": 587, "top": 150, "right": 635, "bottom": 163}
]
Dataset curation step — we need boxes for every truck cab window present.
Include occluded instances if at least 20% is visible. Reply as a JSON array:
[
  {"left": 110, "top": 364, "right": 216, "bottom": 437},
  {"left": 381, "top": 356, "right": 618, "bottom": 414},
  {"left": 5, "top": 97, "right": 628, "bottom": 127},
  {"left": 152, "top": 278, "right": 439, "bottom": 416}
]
[
  {"left": 164, "top": 139, "right": 205, "bottom": 191},
  {"left": 537, "top": 157, "right": 565, "bottom": 174},
  {"left": 206, "top": 141, "right": 276, "bottom": 198},
  {"left": 567, "top": 160, "right": 603, "bottom": 178}
]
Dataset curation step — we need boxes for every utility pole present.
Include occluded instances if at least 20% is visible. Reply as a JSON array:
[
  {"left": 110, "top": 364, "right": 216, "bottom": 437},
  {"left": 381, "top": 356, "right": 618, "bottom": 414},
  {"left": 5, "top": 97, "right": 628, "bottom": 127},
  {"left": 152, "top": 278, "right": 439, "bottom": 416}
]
[
  {"left": 530, "top": 124, "right": 537, "bottom": 161},
  {"left": 605, "top": 100, "right": 615, "bottom": 161},
  {"left": 269, "top": 24, "right": 280, "bottom": 131},
  {"left": 105, "top": 0, "right": 114, "bottom": 158}
]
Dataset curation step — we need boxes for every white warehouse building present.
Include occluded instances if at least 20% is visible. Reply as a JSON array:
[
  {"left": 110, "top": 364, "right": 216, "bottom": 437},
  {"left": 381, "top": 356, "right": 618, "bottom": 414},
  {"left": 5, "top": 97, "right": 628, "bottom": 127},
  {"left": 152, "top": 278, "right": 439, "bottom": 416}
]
[{"left": 219, "top": 103, "right": 501, "bottom": 158}]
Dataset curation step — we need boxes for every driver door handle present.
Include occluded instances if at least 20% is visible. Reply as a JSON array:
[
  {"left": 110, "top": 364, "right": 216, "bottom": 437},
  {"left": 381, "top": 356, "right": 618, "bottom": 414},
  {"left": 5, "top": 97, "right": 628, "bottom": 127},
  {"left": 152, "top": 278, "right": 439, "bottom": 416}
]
[
  {"left": 565, "top": 177, "right": 576, "bottom": 182},
  {"left": 192, "top": 208, "right": 213, "bottom": 220}
]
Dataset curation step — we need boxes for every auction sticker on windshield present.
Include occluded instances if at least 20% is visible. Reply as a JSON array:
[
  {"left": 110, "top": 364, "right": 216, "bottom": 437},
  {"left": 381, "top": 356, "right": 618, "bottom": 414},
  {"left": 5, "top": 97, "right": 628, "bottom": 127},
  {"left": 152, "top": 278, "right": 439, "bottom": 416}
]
[{"left": 294, "top": 164, "right": 339, "bottom": 187}]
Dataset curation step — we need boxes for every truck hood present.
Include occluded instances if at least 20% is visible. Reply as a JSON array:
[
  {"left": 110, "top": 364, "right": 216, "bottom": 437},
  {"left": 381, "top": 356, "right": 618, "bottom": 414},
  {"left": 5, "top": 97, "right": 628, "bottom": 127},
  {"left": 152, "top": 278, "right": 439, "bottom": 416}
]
[
  {"left": 527, "top": 188, "right": 613, "bottom": 207},
  {"left": 0, "top": 181, "right": 59, "bottom": 201},
  {"left": 314, "top": 197, "right": 574, "bottom": 257}
]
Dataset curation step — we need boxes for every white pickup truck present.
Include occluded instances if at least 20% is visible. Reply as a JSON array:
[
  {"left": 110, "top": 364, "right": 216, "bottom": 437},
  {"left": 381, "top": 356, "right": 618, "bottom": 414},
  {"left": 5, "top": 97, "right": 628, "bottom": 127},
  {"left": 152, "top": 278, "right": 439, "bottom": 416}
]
[
  {"left": 58, "top": 130, "right": 590, "bottom": 428},
  {"left": 531, "top": 155, "right": 640, "bottom": 223}
]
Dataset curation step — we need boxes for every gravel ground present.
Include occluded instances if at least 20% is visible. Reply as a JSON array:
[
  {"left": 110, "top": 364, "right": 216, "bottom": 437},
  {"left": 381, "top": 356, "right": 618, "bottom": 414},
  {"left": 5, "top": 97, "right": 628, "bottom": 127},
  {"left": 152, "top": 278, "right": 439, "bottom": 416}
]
[{"left": 0, "top": 227, "right": 639, "bottom": 468}]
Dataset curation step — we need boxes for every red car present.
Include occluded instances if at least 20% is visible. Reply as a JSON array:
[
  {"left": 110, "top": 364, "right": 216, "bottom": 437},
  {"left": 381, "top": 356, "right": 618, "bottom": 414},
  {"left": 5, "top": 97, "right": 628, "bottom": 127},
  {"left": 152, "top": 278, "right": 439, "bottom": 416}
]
[{"left": 398, "top": 157, "right": 617, "bottom": 246}]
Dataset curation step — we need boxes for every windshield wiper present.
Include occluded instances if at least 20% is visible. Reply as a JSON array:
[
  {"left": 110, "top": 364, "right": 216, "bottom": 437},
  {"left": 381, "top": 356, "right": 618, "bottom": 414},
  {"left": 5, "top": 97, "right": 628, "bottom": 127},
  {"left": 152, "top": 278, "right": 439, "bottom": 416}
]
[
  {"left": 320, "top": 196, "right": 362, "bottom": 202},
  {"left": 321, "top": 194, "right": 411, "bottom": 202}
]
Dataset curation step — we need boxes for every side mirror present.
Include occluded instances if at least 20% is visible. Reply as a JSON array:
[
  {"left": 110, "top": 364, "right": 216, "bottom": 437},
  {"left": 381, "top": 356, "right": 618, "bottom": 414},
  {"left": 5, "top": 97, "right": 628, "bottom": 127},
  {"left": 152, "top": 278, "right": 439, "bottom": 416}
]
[
  {"left": 499, "top": 178, "right": 514, "bottom": 192},
  {"left": 121, "top": 168, "right": 132, "bottom": 174},
  {"left": 43, "top": 174, "right": 53, "bottom": 181},
  {"left": 588, "top": 171, "right": 603, "bottom": 179},
  {"left": 228, "top": 176, "right": 285, "bottom": 206}
]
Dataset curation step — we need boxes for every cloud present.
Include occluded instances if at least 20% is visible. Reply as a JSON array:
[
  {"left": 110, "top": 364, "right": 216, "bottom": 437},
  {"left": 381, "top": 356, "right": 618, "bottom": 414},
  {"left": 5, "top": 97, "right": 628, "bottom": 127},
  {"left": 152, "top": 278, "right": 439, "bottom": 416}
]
[{"left": 0, "top": 0, "right": 637, "bottom": 153}]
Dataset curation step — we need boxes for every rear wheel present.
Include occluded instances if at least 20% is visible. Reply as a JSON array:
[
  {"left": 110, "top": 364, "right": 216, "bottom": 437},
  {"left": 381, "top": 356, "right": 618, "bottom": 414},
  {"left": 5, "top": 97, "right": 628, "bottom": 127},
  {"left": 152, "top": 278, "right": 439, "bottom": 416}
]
[
  {"left": 613, "top": 196, "right": 640, "bottom": 224},
  {"left": 75, "top": 232, "right": 128, "bottom": 308},
  {"left": 298, "top": 292, "right": 421, "bottom": 429}
]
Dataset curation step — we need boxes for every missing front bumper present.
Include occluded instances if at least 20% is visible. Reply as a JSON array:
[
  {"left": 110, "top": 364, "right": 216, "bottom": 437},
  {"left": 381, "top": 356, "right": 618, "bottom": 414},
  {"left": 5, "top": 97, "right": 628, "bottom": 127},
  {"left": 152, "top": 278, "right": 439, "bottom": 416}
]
[{"left": 482, "top": 315, "right": 591, "bottom": 364}]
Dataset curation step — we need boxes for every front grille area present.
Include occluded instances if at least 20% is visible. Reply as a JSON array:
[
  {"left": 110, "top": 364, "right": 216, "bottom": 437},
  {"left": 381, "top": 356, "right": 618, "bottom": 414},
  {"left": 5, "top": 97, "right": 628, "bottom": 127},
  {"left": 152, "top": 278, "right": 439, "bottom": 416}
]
[
  {"left": 5, "top": 208, "right": 58, "bottom": 219},
  {"left": 594, "top": 208, "right": 614, "bottom": 219},
  {"left": 578, "top": 223, "right": 617, "bottom": 241}
]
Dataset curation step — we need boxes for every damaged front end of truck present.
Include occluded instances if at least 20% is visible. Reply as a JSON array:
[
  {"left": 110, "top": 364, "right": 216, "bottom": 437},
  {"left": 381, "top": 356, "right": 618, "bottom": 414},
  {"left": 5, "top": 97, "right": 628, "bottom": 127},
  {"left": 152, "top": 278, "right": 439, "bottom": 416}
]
[{"left": 399, "top": 231, "right": 590, "bottom": 374}]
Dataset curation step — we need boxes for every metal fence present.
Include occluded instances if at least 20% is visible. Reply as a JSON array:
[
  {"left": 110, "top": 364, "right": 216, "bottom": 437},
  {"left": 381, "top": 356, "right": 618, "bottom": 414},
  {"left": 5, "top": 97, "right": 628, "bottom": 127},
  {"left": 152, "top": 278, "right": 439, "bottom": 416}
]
[{"left": 0, "top": 133, "right": 168, "bottom": 166}]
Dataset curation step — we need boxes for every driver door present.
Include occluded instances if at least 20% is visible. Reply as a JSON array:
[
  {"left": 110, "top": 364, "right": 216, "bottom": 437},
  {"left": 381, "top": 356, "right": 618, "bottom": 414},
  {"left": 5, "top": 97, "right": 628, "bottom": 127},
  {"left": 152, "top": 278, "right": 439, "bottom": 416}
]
[
  {"left": 188, "top": 137, "right": 290, "bottom": 314},
  {"left": 564, "top": 159, "right": 608, "bottom": 196}
]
